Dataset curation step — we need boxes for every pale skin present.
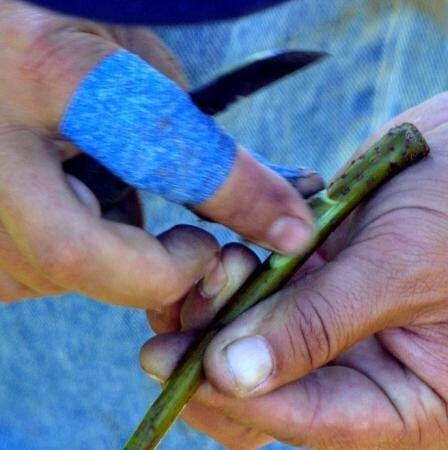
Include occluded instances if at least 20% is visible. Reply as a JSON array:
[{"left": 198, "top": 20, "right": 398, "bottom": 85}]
[
  {"left": 141, "top": 93, "right": 448, "bottom": 449},
  {"left": 0, "top": 0, "right": 316, "bottom": 307}
]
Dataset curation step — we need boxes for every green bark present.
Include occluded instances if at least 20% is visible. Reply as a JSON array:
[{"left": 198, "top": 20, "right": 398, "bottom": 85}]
[{"left": 124, "top": 123, "right": 430, "bottom": 450}]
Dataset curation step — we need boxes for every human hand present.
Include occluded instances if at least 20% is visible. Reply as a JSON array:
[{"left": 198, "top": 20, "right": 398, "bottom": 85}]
[
  {"left": 0, "top": 1, "right": 317, "bottom": 306},
  {"left": 141, "top": 93, "right": 448, "bottom": 449}
]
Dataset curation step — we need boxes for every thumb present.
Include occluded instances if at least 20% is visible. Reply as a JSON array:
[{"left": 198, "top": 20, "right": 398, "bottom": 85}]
[{"left": 203, "top": 249, "right": 399, "bottom": 398}]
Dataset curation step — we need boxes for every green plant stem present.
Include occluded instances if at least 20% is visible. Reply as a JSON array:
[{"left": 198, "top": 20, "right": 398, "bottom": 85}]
[{"left": 124, "top": 123, "right": 430, "bottom": 450}]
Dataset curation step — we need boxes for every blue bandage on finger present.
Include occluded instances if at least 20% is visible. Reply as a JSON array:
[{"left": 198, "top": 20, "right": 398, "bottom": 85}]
[
  {"left": 253, "top": 153, "right": 315, "bottom": 186},
  {"left": 60, "top": 50, "right": 237, "bottom": 205}
]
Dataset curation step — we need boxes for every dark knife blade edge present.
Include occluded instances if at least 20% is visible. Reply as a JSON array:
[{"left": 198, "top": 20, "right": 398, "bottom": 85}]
[{"left": 190, "top": 49, "right": 327, "bottom": 115}]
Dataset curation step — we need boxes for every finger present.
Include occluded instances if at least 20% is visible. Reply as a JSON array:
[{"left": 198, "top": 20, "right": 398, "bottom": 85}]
[
  {"left": 48, "top": 23, "right": 189, "bottom": 158},
  {"left": 182, "top": 401, "right": 272, "bottom": 450},
  {"left": 0, "top": 269, "right": 39, "bottom": 302},
  {"left": 202, "top": 124, "right": 441, "bottom": 398},
  {"left": 293, "top": 171, "right": 325, "bottom": 198},
  {"left": 195, "top": 147, "right": 316, "bottom": 254},
  {"left": 258, "top": 158, "right": 325, "bottom": 199},
  {"left": 192, "top": 338, "right": 438, "bottom": 449},
  {"left": 181, "top": 243, "right": 259, "bottom": 330},
  {"left": 140, "top": 331, "right": 197, "bottom": 382},
  {"left": 106, "top": 26, "right": 188, "bottom": 89},
  {"left": 146, "top": 243, "right": 259, "bottom": 334},
  {"left": 53, "top": 138, "right": 80, "bottom": 161},
  {"left": 0, "top": 223, "right": 64, "bottom": 294},
  {"left": 0, "top": 173, "right": 101, "bottom": 294},
  {"left": 286, "top": 251, "right": 326, "bottom": 285},
  {"left": 3, "top": 5, "right": 187, "bottom": 126},
  {"left": 0, "top": 128, "right": 219, "bottom": 309},
  {"left": 1, "top": 3, "right": 121, "bottom": 129},
  {"left": 203, "top": 228, "right": 428, "bottom": 398},
  {"left": 2, "top": 4, "right": 318, "bottom": 255},
  {"left": 194, "top": 367, "right": 406, "bottom": 449},
  {"left": 148, "top": 247, "right": 322, "bottom": 335},
  {"left": 140, "top": 333, "right": 272, "bottom": 449},
  {"left": 146, "top": 300, "right": 184, "bottom": 334},
  {"left": 144, "top": 225, "right": 221, "bottom": 327},
  {"left": 139, "top": 333, "right": 406, "bottom": 449}
]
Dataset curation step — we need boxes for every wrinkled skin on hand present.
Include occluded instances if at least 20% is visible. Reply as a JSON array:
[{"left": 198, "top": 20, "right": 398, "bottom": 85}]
[{"left": 142, "top": 93, "right": 448, "bottom": 449}]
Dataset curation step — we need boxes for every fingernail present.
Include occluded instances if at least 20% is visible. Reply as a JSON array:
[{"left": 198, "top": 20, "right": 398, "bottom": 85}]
[
  {"left": 143, "top": 368, "right": 165, "bottom": 384},
  {"left": 141, "top": 356, "right": 166, "bottom": 383},
  {"left": 226, "top": 336, "right": 273, "bottom": 392},
  {"left": 267, "top": 216, "right": 313, "bottom": 254},
  {"left": 199, "top": 262, "right": 227, "bottom": 299}
]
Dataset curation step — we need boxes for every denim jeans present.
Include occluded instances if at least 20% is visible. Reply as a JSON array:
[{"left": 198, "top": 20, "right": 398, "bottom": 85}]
[{"left": 1, "top": 1, "right": 447, "bottom": 449}]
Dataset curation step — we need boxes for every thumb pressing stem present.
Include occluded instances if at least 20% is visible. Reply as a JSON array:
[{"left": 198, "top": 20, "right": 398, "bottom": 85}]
[{"left": 124, "top": 123, "right": 430, "bottom": 450}]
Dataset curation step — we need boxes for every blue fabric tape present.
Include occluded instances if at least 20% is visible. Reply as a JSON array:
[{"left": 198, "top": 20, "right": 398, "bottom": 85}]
[{"left": 60, "top": 50, "right": 237, "bottom": 205}]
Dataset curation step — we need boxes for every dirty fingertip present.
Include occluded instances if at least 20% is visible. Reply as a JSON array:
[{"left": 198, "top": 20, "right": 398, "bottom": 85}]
[{"left": 140, "top": 332, "right": 197, "bottom": 382}]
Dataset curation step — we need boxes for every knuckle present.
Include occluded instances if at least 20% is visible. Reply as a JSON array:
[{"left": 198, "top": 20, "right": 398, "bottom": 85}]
[
  {"left": 108, "top": 26, "right": 187, "bottom": 88},
  {"left": 0, "top": 10, "right": 115, "bottom": 126},
  {"left": 3, "top": 13, "right": 99, "bottom": 79},
  {"left": 22, "top": 28, "right": 97, "bottom": 85},
  {"left": 285, "top": 290, "right": 335, "bottom": 372}
]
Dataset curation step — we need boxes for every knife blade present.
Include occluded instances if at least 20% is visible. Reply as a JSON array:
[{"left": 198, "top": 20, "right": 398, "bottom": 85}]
[{"left": 191, "top": 49, "right": 326, "bottom": 115}]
